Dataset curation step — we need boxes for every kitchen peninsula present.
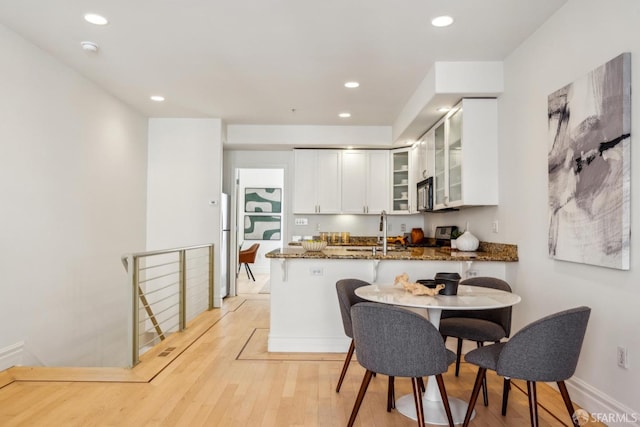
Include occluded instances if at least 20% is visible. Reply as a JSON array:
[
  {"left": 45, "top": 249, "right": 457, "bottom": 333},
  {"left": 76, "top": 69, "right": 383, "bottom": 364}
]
[{"left": 265, "top": 242, "right": 517, "bottom": 352}]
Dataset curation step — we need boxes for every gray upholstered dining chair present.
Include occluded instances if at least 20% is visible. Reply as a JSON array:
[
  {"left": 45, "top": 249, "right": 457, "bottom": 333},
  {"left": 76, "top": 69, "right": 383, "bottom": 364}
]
[
  {"left": 439, "top": 276, "right": 512, "bottom": 406},
  {"left": 335, "top": 279, "right": 396, "bottom": 412},
  {"left": 335, "top": 279, "right": 370, "bottom": 393},
  {"left": 348, "top": 302, "right": 456, "bottom": 427},
  {"left": 335, "top": 279, "right": 423, "bottom": 412},
  {"left": 462, "top": 306, "right": 591, "bottom": 427}
]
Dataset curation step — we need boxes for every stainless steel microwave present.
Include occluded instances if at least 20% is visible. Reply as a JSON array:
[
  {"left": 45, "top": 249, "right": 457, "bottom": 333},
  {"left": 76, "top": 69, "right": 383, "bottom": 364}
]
[{"left": 417, "top": 177, "right": 433, "bottom": 212}]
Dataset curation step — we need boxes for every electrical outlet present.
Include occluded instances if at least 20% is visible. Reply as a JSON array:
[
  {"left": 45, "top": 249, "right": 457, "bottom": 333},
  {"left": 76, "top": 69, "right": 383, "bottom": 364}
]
[
  {"left": 400, "top": 223, "right": 406, "bottom": 233},
  {"left": 309, "top": 267, "right": 324, "bottom": 276},
  {"left": 294, "top": 218, "right": 308, "bottom": 226},
  {"left": 467, "top": 269, "right": 478, "bottom": 278},
  {"left": 492, "top": 220, "right": 499, "bottom": 233},
  {"left": 617, "top": 346, "right": 629, "bottom": 369}
]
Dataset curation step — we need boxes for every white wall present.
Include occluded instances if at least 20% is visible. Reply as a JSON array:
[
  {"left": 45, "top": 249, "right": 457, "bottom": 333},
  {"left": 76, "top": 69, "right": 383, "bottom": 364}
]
[
  {"left": 434, "top": 0, "right": 640, "bottom": 420},
  {"left": 0, "top": 24, "right": 148, "bottom": 368},
  {"left": 147, "top": 119, "right": 224, "bottom": 305}
]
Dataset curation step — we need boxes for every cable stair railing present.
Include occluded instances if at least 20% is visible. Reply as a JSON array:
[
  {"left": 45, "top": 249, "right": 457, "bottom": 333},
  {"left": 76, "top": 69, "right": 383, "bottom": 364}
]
[{"left": 121, "top": 243, "right": 215, "bottom": 366}]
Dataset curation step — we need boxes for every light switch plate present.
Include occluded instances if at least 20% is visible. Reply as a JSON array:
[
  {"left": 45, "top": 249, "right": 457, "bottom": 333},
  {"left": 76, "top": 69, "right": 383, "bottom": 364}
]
[{"left": 295, "top": 218, "right": 309, "bottom": 226}]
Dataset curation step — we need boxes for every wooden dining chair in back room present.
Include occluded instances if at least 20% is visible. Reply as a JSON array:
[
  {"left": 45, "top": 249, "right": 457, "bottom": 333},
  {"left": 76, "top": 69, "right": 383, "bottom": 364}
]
[{"left": 237, "top": 243, "right": 259, "bottom": 281}]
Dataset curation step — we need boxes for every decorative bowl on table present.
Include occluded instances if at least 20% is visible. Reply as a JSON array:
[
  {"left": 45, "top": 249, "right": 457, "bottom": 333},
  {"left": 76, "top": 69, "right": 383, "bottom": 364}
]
[{"left": 301, "top": 240, "right": 327, "bottom": 252}]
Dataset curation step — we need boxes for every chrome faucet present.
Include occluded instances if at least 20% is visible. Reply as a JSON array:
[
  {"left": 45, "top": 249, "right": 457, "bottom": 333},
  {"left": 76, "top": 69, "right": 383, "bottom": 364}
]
[{"left": 379, "top": 210, "right": 388, "bottom": 255}]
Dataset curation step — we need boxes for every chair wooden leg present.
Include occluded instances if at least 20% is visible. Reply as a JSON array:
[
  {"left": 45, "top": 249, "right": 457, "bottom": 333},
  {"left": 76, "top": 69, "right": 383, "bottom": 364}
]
[
  {"left": 557, "top": 381, "right": 579, "bottom": 426},
  {"left": 455, "top": 338, "right": 463, "bottom": 376},
  {"left": 336, "top": 340, "right": 355, "bottom": 392},
  {"left": 417, "top": 376, "right": 425, "bottom": 393},
  {"left": 476, "top": 342, "right": 489, "bottom": 406},
  {"left": 411, "top": 377, "right": 426, "bottom": 427},
  {"left": 527, "top": 381, "right": 539, "bottom": 427},
  {"left": 436, "top": 374, "right": 455, "bottom": 427},
  {"left": 347, "top": 370, "right": 374, "bottom": 427},
  {"left": 387, "top": 376, "right": 395, "bottom": 411},
  {"left": 501, "top": 377, "right": 511, "bottom": 416},
  {"left": 463, "top": 367, "right": 486, "bottom": 427}
]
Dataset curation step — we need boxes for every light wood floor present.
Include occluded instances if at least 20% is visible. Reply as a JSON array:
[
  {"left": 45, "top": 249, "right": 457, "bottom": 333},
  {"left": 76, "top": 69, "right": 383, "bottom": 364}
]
[{"left": 0, "top": 294, "right": 604, "bottom": 426}]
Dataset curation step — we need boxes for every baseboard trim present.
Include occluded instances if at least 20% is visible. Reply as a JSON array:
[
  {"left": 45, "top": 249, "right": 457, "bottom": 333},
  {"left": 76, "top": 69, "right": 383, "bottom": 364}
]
[
  {"left": 565, "top": 377, "right": 640, "bottom": 427},
  {"left": 0, "top": 341, "right": 24, "bottom": 371},
  {"left": 267, "top": 336, "right": 350, "bottom": 353}
]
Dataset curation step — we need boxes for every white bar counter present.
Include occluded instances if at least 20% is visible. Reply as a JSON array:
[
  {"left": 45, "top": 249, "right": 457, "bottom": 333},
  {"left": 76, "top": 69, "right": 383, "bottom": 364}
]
[{"left": 266, "top": 245, "right": 517, "bottom": 353}]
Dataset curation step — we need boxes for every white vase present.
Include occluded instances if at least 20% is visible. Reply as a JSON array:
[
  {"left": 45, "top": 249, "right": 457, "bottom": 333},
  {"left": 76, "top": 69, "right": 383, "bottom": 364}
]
[{"left": 456, "top": 230, "right": 479, "bottom": 251}]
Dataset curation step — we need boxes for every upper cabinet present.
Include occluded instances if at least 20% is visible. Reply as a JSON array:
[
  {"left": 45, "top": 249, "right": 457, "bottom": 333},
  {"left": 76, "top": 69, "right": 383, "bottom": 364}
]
[
  {"left": 432, "top": 98, "right": 498, "bottom": 210},
  {"left": 293, "top": 150, "right": 342, "bottom": 214},
  {"left": 390, "top": 148, "right": 411, "bottom": 213},
  {"left": 413, "top": 131, "right": 434, "bottom": 183},
  {"left": 341, "top": 150, "right": 389, "bottom": 214}
]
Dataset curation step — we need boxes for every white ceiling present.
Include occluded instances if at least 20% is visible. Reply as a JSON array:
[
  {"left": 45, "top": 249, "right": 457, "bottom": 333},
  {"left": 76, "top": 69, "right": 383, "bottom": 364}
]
[{"left": 0, "top": 0, "right": 566, "bottom": 127}]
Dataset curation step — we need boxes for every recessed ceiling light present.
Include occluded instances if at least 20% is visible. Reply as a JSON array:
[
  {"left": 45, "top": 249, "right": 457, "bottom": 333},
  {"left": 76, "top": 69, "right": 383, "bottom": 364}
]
[
  {"left": 339, "top": 113, "right": 351, "bottom": 118},
  {"left": 437, "top": 106, "right": 451, "bottom": 112},
  {"left": 344, "top": 82, "right": 360, "bottom": 89},
  {"left": 431, "top": 15, "right": 454, "bottom": 27},
  {"left": 84, "top": 13, "right": 108, "bottom": 25},
  {"left": 150, "top": 95, "right": 165, "bottom": 102},
  {"left": 80, "top": 41, "right": 98, "bottom": 52}
]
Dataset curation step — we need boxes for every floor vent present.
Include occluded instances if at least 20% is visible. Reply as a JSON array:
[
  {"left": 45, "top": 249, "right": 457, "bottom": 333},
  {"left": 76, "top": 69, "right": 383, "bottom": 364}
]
[{"left": 157, "top": 347, "right": 177, "bottom": 357}]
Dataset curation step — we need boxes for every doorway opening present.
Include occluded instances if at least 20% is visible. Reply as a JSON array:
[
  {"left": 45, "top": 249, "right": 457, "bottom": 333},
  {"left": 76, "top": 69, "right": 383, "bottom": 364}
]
[{"left": 230, "top": 168, "right": 284, "bottom": 296}]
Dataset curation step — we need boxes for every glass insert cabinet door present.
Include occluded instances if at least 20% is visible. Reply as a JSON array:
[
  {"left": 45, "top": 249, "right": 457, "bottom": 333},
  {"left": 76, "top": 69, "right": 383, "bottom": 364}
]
[
  {"left": 447, "top": 107, "right": 463, "bottom": 205},
  {"left": 434, "top": 121, "right": 446, "bottom": 207}
]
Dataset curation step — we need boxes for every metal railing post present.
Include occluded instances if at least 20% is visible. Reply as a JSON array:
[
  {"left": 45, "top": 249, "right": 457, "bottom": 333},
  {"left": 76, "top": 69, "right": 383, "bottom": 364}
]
[
  {"left": 179, "top": 249, "right": 187, "bottom": 331},
  {"left": 208, "top": 244, "right": 215, "bottom": 310},
  {"left": 132, "top": 256, "right": 140, "bottom": 366}
]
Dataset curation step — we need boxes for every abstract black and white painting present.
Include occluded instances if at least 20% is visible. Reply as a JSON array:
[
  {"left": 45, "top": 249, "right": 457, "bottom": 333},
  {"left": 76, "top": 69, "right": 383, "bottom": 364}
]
[
  {"left": 244, "top": 188, "right": 282, "bottom": 213},
  {"left": 548, "top": 53, "right": 631, "bottom": 270}
]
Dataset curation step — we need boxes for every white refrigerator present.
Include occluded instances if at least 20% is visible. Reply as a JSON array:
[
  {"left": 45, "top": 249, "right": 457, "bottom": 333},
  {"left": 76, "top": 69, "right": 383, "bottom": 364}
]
[{"left": 220, "top": 193, "right": 230, "bottom": 298}]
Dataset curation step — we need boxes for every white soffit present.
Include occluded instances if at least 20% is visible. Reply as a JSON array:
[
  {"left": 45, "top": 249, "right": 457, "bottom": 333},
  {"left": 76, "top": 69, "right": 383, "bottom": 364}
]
[
  {"left": 392, "top": 61, "right": 504, "bottom": 145},
  {"left": 226, "top": 125, "right": 393, "bottom": 150}
]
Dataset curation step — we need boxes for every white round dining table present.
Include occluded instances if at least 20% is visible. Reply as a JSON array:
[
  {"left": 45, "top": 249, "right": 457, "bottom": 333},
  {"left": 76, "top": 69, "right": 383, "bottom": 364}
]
[{"left": 354, "top": 283, "right": 521, "bottom": 426}]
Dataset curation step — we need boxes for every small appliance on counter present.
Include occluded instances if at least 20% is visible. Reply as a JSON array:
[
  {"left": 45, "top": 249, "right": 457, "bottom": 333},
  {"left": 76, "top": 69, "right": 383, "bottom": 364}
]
[{"left": 434, "top": 225, "right": 458, "bottom": 247}]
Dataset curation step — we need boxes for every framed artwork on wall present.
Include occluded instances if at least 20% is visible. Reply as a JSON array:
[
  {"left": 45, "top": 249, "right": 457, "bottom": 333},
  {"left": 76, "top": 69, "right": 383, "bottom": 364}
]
[
  {"left": 244, "top": 215, "right": 281, "bottom": 241},
  {"left": 244, "top": 188, "right": 282, "bottom": 213},
  {"left": 548, "top": 52, "right": 631, "bottom": 270}
]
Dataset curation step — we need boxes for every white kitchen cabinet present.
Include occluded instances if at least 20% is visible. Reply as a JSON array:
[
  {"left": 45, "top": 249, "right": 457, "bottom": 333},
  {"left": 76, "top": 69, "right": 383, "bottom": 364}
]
[
  {"left": 293, "top": 149, "right": 341, "bottom": 214},
  {"left": 432, "top": 98, "right": 498, "bottom": 210},
  {"left": 414, "top": 131, "right": 433, "bottom": 182},
  {"left": 341, "top": 150, "right": 389, "bottom": 214},
  {"left": 391, "top": 148, "right": 411, "bottom": 213}
]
